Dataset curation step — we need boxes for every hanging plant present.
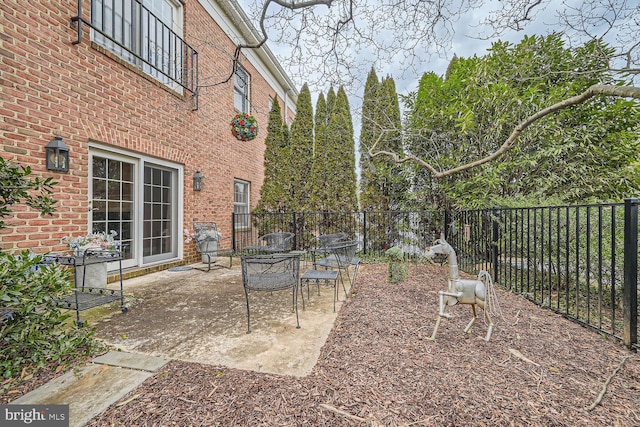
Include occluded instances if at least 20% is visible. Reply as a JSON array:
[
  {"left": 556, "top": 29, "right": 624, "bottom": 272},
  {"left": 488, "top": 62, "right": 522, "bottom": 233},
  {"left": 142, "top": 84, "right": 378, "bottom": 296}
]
[{"left": 230, "top": 113, "right": 259, "bottom": 141}]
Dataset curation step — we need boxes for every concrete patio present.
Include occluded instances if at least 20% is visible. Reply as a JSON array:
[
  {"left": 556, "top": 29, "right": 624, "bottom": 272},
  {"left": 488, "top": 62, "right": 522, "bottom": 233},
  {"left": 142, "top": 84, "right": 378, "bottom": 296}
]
[
  {"left": 12, "top": 259, "right": 348, "bottom": 426},
  {"left": 90, "top": 259, "right": 344, "bottom": 377}
]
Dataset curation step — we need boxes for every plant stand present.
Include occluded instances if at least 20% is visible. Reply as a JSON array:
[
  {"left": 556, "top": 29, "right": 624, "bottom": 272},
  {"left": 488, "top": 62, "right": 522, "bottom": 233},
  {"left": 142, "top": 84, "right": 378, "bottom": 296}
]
[
  {"left": 43, "top": 249, "right": 127, "bottom": 327},
  {"left": 196, "top": 247, "right": 234, "bottom": 272},
  {"left": 192, "top": 222, "right": 233, "bottom": 272}
]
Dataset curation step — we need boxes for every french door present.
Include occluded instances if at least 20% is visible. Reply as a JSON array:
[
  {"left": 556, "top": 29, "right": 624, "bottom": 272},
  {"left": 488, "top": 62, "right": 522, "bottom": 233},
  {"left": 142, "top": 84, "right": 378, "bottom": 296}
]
[{"left": 90, "top": 149, "right": 182, "bottom": 269}]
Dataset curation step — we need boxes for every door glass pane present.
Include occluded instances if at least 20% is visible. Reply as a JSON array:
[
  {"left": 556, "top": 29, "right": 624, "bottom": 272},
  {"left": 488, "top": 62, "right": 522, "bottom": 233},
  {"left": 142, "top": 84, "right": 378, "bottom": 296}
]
[
  {"left": 143, "top": 164, "right": 177, "bottom": 262},
  {"left": 91, "top": 156, "right": 135, "bottom": 261}
]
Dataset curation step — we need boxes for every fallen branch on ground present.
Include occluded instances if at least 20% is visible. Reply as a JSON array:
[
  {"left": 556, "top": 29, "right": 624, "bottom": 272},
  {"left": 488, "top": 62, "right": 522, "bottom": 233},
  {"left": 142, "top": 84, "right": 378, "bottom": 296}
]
[
  {"left": 509, "top": 348, "right": 540, "bottom": 367},
  {"left": 116, "top": 394, "right": 140, "bottom": 407},
  {"left": 319, "top": 403, "right": 368, "bottom": 422},
  {"left": 588, "top": 355, "right": 632, "bottom": 411}
]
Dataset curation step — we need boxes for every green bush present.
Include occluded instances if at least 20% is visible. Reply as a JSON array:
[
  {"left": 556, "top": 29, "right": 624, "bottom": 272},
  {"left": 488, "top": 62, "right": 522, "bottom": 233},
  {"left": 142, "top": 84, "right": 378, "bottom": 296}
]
[
  {"left": 0, "top": 251, "right": 102, "bottom": 379},
  {"left": 385, "top": 246, "right": 407, "bottom": 283},
  {"left": 0, "top": 157, "right": 103, "bottom": 381}
]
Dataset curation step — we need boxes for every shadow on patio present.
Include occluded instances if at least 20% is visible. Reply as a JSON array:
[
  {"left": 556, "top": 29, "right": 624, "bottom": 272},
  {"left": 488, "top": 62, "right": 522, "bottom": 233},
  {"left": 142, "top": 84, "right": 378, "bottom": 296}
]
[{"left": 90, "top": 260, "right": 344, "bottom": 377}]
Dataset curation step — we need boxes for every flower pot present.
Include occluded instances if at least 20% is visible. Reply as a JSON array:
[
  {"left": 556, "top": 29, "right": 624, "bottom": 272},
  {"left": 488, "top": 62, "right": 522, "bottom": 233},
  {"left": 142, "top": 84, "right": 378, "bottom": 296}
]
[
  {"left": 75, "top": 261, "right": 108, "bottom": 289},
  {"left": 199, "top": 240, "right": 218, "bottom": 263}
]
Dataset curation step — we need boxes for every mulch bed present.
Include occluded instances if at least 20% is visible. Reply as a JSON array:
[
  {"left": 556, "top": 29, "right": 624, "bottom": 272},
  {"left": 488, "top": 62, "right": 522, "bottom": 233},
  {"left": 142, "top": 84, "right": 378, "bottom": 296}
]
[{"left": 7, "top": 263, "right": 640, "bottom": 425}]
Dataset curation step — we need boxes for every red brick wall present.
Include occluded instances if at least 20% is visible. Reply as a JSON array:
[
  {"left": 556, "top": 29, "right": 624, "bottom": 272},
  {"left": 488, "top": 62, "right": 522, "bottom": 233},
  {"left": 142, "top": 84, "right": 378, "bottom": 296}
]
[{"left": 0, "top": 0, "right": 295, "bottom": 262}]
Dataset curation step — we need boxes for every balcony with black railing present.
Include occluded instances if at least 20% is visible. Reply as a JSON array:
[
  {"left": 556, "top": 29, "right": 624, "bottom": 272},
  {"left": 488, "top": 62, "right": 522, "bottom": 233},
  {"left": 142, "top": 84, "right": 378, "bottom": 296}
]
[{"left": 72, "top": 0, "right": 198, "bottom": 98}]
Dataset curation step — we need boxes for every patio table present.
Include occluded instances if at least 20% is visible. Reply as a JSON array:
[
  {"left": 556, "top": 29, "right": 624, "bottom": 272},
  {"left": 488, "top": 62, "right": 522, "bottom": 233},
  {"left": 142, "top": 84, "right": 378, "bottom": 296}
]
[{"left": 300, "top": 269, "right": 340, "bottom": 312}]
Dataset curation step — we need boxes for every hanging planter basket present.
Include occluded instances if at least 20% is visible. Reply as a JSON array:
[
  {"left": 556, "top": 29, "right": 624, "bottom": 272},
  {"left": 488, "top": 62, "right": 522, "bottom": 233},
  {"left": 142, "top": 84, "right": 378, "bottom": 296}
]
[{"left": 231, "top": 113, "right": 259, "bottom": 141}]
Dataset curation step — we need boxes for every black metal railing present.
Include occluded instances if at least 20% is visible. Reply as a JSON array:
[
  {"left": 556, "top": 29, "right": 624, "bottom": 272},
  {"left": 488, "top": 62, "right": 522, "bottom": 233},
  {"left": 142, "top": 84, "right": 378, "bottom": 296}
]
[
  {"left": 231, "top": 200, "right": 639, "bottom": 349},
  {"left": 71, "top": 0, "right": 198, "bottom": 96}
]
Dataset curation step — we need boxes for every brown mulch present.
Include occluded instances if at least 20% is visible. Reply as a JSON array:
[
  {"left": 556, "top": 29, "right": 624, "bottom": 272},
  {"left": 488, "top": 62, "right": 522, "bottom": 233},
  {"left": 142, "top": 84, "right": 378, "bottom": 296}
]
[{"left": 7, "top": 263, "right": 640, "bottom": 425}]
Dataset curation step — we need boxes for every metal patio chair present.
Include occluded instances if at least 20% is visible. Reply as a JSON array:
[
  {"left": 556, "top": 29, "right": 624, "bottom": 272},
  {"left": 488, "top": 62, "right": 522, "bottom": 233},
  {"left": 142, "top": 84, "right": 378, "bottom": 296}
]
[
  {"left": 244, "top": 232, "right": 295, "bottom": 254},
  {"left": 241, "top": 253, "right": 301, "bottom": 333},
  {"left": 309, "top": 232, "right": 348, "bottom": 261},
  {"left": 315, "top": 232, "right": 348, "bottom": 248},
  {"left": 312, "top": 240, "right": 360, "bottom": 299}
]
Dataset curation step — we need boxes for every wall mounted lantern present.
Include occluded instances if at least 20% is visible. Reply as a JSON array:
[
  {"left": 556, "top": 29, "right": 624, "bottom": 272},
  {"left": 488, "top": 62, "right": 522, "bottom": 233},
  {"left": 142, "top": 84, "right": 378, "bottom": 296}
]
[
  {"left": 193, "top": 170, "right": 203, "bottom": 191},
  {"left": 45, "top": 135, "right": 70, "bottom": 172}
]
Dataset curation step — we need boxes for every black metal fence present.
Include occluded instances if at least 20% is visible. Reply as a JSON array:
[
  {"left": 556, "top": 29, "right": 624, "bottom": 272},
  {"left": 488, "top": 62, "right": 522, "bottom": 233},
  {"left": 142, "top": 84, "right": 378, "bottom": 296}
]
[
  {"left": 231, "top": 210, "right": 445, "bottom": 258},
  {"left": 231, "top": 199, "right": 639, "bottom": 349},
  {"left": 447, "top": 199, "right": 639, "bottom": 350}
]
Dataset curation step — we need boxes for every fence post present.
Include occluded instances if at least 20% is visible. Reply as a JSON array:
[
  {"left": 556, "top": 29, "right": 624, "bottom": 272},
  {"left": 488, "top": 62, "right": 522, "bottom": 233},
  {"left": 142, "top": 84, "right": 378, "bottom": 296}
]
[
  {"left": 292, "top": 211, "right": 298, "bottom": 250},
  {"left": 444, "top": 209, "right": 451, "bottom": 240},
  {"left": 362, "top": 211, "right": 368, "bottom": 255},
  {"left": 231, "top": 213, "right": 236, "bottom": 252},
  {"left": 623, "top": 198, "right": 638, "bottom": 348},
  {"left": 492, "top": 207, "right": 500, "bottom": 285}
]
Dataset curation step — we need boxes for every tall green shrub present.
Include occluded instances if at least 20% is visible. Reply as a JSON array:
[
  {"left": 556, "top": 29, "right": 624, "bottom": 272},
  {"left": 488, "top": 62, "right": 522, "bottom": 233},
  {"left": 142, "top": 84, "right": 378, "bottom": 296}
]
[{"left": 255, "top": 98, "right": 288, "bottom": 214}]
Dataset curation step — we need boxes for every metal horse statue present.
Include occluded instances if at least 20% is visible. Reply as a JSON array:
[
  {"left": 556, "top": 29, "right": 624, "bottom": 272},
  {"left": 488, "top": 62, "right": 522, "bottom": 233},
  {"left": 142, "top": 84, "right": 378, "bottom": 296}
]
[{"left": 425, "top": 237, "right": 501, "bottom": 341}]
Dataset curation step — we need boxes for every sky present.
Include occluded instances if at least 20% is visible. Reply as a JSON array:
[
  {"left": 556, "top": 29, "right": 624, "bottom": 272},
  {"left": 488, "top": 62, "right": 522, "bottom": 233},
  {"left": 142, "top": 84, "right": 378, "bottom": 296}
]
[
  {"left": 235, "top": 0, "right": 634, "bottom": 156},
  {"left": 241, "top": 0, "right": 571, "bottom": 95}
]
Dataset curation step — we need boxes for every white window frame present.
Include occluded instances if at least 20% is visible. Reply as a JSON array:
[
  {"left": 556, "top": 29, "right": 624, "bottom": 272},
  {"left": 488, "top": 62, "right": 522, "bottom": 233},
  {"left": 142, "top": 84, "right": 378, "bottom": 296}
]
[
  {"left": 89, "top": 144, "right": 184, "bottom": 270},
  {"left": 234, "top": 65, "right": 250, "bottom": 113},
  {"left": 91, "top": 0, "right": 184, "bottom": 93},
  {"left": 234, "top": 179, "right": 250, "bottom": 230}
]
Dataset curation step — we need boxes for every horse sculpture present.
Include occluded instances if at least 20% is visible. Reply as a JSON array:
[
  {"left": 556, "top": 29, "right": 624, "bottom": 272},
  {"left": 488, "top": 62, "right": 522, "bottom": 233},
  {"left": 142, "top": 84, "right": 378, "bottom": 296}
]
[{"left": 425, "top": 237, "right": 501, "bottom": 341}]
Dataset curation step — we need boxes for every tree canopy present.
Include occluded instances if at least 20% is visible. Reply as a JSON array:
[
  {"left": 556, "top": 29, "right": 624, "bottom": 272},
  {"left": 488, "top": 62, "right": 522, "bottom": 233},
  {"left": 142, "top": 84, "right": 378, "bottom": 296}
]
[
  {"left": 235, "top": 0, "right": 640, "bottom": 187},
  {"left": 403, "top": 34, "right": 640, "bottom": 208},
  {"left": 257, "top": 85, "right": 358, "bottom": 213},
  {"left": 308, "top": 87, "right": 358, "bottom": 212},
  {"left": 243, "top": 0, "right": 639, "bottom": 90}
]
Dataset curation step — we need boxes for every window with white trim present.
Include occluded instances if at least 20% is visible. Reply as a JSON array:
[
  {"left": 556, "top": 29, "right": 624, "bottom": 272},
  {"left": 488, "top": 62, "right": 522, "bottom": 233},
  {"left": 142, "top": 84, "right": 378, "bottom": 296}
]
[
  {"left": 234, "top": 179, "right": 250, "bottom": 229},
  {"left": 234, "top": 66, "right": 250, "bottom": 113},
  {"left": 91, "top": 0, "right": 187, "bottom": 93},
  {"left": 90, "top": 148, "right": 182, "bottom": 269}
]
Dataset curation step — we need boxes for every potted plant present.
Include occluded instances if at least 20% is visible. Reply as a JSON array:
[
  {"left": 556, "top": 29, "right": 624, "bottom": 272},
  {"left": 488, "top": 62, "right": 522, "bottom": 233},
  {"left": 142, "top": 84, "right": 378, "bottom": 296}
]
[
  {"left": 65, "top": 230, "right": 120, "bottom": 257},
  {"left": 185, "top": 226, "right": 222, "bottom": 263},
  {"left": 62, "top": 230, "right": 120, "bottom": 288}
]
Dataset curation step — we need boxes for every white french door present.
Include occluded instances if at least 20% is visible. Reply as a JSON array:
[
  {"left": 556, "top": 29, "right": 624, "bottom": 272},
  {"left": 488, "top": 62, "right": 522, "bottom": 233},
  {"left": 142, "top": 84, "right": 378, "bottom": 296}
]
[
  {"left": 90, "top": 148, "right": 183, "bottom": 269},
  {"left": 142, "top": 164, "right": 178, "bottom": 263}
]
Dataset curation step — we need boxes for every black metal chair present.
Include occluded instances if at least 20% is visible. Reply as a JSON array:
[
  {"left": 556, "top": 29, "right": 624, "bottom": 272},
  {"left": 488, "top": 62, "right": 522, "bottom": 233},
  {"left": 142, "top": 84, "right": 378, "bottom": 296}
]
[
  {"left": 312, "top": 240, "right": 360, "bottom": 298},
  {"left": 241, "top": 253, "right": 301, "bottom": 333},
  {"left": 244, "top": 232, "right": 295, "bottom": 254},
  {"left": 314, "top": 232, "right": 348, "bottom": 248},
  {"left": 309, "top": 232, "right": 348, "bottom": 262}
]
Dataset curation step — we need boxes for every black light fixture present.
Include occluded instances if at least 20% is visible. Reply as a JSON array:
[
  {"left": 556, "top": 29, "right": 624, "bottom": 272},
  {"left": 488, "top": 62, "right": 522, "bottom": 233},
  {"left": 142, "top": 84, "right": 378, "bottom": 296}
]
[
  {"left": 193, "top": 170, "right": 203, "bottom": 191},
  {"left": 45, "top": 135, "right": 70, "bottom": 172}
]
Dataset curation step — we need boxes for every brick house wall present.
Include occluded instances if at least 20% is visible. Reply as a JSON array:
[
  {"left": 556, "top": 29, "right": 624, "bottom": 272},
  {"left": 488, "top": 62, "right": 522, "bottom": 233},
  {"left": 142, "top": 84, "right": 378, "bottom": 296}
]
[{"left": 0, "top": 0, "right": 297, "bottom": 271}]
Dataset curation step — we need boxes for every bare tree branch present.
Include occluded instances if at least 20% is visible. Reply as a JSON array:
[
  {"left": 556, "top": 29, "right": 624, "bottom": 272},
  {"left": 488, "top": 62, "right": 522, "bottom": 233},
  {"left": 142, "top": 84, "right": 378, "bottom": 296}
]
[
  {"left": 197, "top": 0, "right": 336, "bottom": 90},
  {"left": 368, "top": 84, "right": 640, "bottom": 179}
]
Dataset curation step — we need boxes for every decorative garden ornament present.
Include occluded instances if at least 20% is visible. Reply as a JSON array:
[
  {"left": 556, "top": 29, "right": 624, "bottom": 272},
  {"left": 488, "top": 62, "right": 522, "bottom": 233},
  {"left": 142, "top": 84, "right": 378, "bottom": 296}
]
[
  {"left": 424, "top": 236, "right": 501, "bottom": 341},
  {"left": 230, "top": 113, "right": 258, "bottom": 141}
]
